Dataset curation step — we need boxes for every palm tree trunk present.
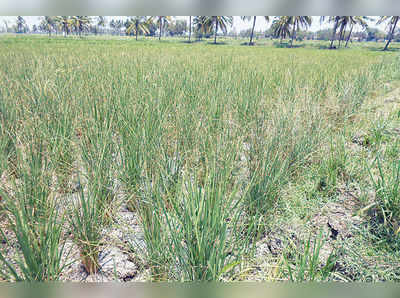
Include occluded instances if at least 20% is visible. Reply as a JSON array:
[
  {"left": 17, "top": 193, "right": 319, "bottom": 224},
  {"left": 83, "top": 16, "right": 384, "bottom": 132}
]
[
  {"left": 136, "top": 23, "right": 138, "bottom": 40},
  {"left": 345, "top": 24, "right": 353, "bottom": 48},
  {"left": 290, "top": 23, "right": 296, "bottom": 47},
  {"left": 384, "top": 18, "right": 399, "bottom": 51},
  {"left": 338, "top": 24, "right": 346, "bottom": 48},
  {"left": 159, "top": 17, "right": 162, "bottom": 41},
  {"left": 189, "top": 16, "right": 192, "bottom": 43},
  {"left": 214, "top": 17, "right": 218, "bottom": 44},
  {"left": 330, "top": 18, "right": 339, "bottom": 49},
  {"left": 249, "top": 16, "right": 256, "bottom": 45}
]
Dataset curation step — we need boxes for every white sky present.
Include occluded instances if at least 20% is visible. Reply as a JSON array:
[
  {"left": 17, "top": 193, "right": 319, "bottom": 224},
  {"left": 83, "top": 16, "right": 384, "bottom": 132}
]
[{"left": 0, "top": 16, "right": 388, "bottom": 32}]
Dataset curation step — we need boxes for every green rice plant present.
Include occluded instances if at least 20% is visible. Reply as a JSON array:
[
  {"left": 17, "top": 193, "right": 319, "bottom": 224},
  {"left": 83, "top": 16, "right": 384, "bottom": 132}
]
[
  {"left": 1, "top": 36, "right": 400, "bottom": 282},
  {"left": 317, "top": 137, "right": 348, "bottom": 193},
  {"left": 46, "top": 102, "right": 76, "bottom": 193},
  {"left": 117, "top": 113, "right": 145, "bottom": 212},
  {"left": 0, "top": 131, "right": 15, "bottom": 177},
  {"left": 369, "top": 119, "right": 389, "bottom": 147},
  {"left": 0, "top": 99, "right": 19, "bottom": 178},
  {"left": 160, "top": 155, "right": 247, "bottom": 281},
  {"left": 367, "top": 157, "right": 400, "bottom": 233},
  {"left": 244, "top": 110, "right": 321, "bottom": 233},
  {"left": 385, "top": 139, "right": 400, "bottom": 160},
  {"left": 79, "top": 112, "right": 115, "bottom": 224},
  {"left": 157, "top": 146, "right": 184, "bottom": 209},
  {"left": 137, "top": 178, "right": 173, "bottom": 280},
  {"left": 69, "top": 180, "right": 102, "bottom": 275},
  {"left": 282, "top": 230, "right": 337, "bottom": 282},
  {"left": 0, "top": 139, "right": 69, "bottom": 281}
]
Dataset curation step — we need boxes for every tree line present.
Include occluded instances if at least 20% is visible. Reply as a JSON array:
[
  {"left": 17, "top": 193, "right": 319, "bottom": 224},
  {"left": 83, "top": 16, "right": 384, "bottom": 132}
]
[{"left": 3, "top": 16, "right": 399, "bottom": 50}]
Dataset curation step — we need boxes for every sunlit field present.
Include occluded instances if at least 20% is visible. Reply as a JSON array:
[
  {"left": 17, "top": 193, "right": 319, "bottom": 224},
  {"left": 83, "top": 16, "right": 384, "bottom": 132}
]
[{"left": 1, "top": 35, "right": 400, "bottom": 281}]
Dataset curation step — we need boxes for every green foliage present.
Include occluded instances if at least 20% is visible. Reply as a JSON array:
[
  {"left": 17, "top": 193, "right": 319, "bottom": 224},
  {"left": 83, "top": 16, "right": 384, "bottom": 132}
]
[
  {"left": 0, "top": 139, "right": 69, "bottom": 281},
  {"left": 368, "top": 157, "right": 400, "bottom": 232},
  {"left": 69, "top": 179, "right": 102, "bottom": 274},
  {"left": 0, "top": 36, "right": 399, "bottom": 281},
  {"left": 283, "top": 231, "right": 337, "bottom": 282}
]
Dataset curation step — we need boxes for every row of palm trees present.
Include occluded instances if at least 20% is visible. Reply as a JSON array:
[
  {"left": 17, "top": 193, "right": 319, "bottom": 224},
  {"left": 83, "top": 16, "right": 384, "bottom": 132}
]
[
  {"left": 39, "top": 16, "right": 92, "bottom": 37},
  {"left": 33, "top": 16, "right": 400, "bottom": 50}
]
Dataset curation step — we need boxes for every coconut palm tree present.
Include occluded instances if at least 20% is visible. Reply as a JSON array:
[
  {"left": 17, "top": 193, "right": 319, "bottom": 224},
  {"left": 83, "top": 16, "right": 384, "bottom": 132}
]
[
  {"left": 109, "top": 19, "right": 116, "bottom": 34},
  {"left": 71, "top": 16, "right": 91, "bottom": 37},
  {"left": 117, "top": 19, "right": 124, "bottom": 35},
  {"left": 97, "top": 16, "right": 106, "bottom": 35},
  {"left": 272, "top": 16, "right": 291, "bottom": 44},
  {"left": 241, "top": 16, "right": 270, "bottom": 45},
  {"left": 320, "top": 16, "right": 342, "bottom": 49},
  {"left": 55, "top": 16, "right": 72, "bottom": 37},
  {"left": 343, "top": 16, "right": 369, "bottom": 48},
  {"left": 193, "top": 16, "right": 211, "bottom": 40},
  {"left": 154, "top": 16, "right": 172, "bottom": 40},
  {"left": 16, "top": 16, "right": 26, "bottom": 33},
  {"left": 208, "top": 16, "right": 233, "bottom": 44},
  {"left": 378, "top": 16, "right": 400, "bottom": 51},
  {"left": 125, "top": 16, "right": 151, "bottom": 40},
  {"left": 110, "top": 19, "right": 123, "bottom": 35},
  {"left": 286, "top": 16, "right": 312, "bottom": 47},
  {"left": 40, "top": 16, "right": 56, "bottom": 36}
]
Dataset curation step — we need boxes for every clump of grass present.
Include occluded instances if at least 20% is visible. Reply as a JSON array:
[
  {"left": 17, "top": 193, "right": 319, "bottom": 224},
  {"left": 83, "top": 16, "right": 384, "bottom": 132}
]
[
  {"left": 317, "top": 137, "right": 348, "bottom": 194},
  {"left": 79, "top": 105, "right": 115, "bottom": 224},
  {"left": 282, "top": 230, "right": 337, "bottom": 282},
  {"left": 162, "top": 157, "right": 247, "bottom": 281},
  {"left": 0, "top": 139, "right": 69, "bottom": 281},
  {"left": 47, "top": 105, "right": 76, "bottom": 193},
  {"left": 69, "top": 181, "right": 102, "bottom": 275},
  {"left": 117, "top": 115, "right": 144, "bottom": 212},
  {"left": 137, "top": 178, "right": 172, "bottom": 280},
  {"left": 0, "top": 100, "right": 19, "bottom": 178},
  {"left": 244, "top": 110, "right": 321, "bottom": 234},
  {"left": 367, "top": 157, "right": 400, "bottom": 234}
]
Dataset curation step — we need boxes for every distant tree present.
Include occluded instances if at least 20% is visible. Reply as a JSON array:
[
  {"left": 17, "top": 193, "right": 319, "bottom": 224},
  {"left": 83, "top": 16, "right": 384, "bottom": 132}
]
[
  {"left": 378, "top": 16, "right": 400, "bottom": 51},
  {"left": 40, "top": 16, "right": 56, "bottom": 36},
  {"left": 272, "top": 16, "right": 291, "bottom": 43},
  {"left": 109, "top": 19, "right": 123, "bottom": 35},
  {"left": 97, "top": 16, "right": 106, "bottom": 35},
  {"left": 320, "top": 16, "right": 342, "bottom": 48},
  {"left": 314, "top": 28, "right": 333, "bottom": 41},
  {"left": 55, "top": 16, "right": 72, "bottom": 36},
  {"left": 71, "top": 16, "right": 91, "bottom": 37},
  {"left": 167, "top": 19, "right": 187, "bottom": 36},
  {"left": 154, "top": 16, "right": 172, "bottom": 40},
  {"left": 241, "top": 16, "right": 270, "bottom": 45},
  {"left": 208, "top": 16, "right": 233, "bottom": 44},
  {"left": 193, "top": 16, "right": 212, "bottom": 40},
  {"left": 115, "top": 19, "right": 123, "bottom": 35},
  {"left": 3, "top": 20, "right": 9, "bottom": 33},
  {"left": 365, "top": 27, "right": 386, "bottom": 42},
  {"left": 109, "top": 19, "right": 116, "bottom": 34},
  {"left": 16, "top": 16, "right": 26, "bottom": 33},
  {"left": 125, "top": 16, "right": 151, "bottom": 40},
  {"left": 287, "top": 16, "right": 312, "bottom": 47},
  {"left": 239, "top": 28, "right": 252, "bottom": 38},
  {"left": 343, "top": 16, "right": 369, "bottom": 48}
]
